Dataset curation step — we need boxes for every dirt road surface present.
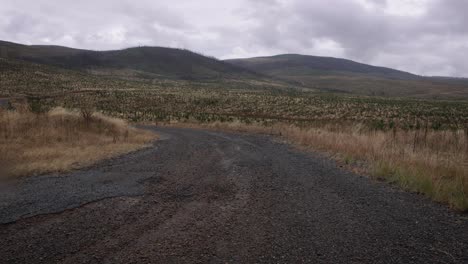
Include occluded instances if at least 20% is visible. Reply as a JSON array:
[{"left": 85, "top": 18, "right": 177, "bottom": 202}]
[{"left": 1, "top": 127, "right": 467, "bottom": 263}]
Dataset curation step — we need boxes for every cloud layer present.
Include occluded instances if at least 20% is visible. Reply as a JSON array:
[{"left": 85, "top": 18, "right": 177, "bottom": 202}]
[{"left": 1, "top": 0, "right": 467, "bottom": 76}]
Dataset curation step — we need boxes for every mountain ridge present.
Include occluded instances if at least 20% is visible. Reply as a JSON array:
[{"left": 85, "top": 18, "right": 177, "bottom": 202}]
[
  {"left": 225, "top": 54, "right": 418, "bottom": 80},
  {"left": 0, "top": 40, "right": 261, "bottom": 81},
  {"left": 2, "top": 40, "right": 468, "bottom": 98}
]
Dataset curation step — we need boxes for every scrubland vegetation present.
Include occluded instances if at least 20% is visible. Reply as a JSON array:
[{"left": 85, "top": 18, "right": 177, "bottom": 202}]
[
  {"left": 1, "top": 57, "right": 467, "bottom": 210},
  {"left": 0, "top": 106, "right": 156, "bottom": 178}
]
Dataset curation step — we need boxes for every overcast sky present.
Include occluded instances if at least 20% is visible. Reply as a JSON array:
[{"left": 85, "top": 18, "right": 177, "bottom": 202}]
[{"left": 1, "top": 0, "right": 467, "bottom": 76}]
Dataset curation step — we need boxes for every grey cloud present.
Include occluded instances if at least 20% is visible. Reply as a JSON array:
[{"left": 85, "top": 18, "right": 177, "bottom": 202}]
[
  {"left": 238, "top": 0, "right": 468, "bottom": 76},
  {"left": 0, "top": 0, "right": 467, "bottom": 76}
]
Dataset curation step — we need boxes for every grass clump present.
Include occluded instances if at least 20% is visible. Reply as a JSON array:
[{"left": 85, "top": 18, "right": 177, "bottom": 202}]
[
  {"left": 285, "top": 125, "right": 468, "bottom": 211},
  {"left": 0, "top": 107, "right": 156, "bottom": 178}
]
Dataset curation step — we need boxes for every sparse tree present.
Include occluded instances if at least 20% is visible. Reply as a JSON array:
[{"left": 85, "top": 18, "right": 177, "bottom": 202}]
[{"left": 75, "top": 95, "right": 96, "bottom": 124}]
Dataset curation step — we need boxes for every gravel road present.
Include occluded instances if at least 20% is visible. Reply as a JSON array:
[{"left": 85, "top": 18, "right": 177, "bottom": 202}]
[{"left": 1, "top": 126, "right": 467, "bottom": 263}]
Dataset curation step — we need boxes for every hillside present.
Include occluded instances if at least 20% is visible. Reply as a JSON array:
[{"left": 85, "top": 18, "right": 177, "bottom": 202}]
[
  {"left": 0, "top": 57, "right": 140, "bottom": 96},
  {"left": 226, "top": 54, "right": 417, "bottom": 80},
  {"left": 2, "top": 40, "right": 468, "bottom": 99},
  {"left": 0, "top": 56, "right": 297, "bottom": 101},
  {"left": 0, "top": 40, "right": 262, "bottom": 81},
  {"left": 226, "top": 54, "right": 468, "bottom": 98}
]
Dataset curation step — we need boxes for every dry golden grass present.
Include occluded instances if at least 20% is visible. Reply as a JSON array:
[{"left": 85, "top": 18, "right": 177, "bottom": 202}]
[
  {"left": 170, "top": 121, "right": 468, "bottom": 211},
  {"left": 0, "top": 107, "right": 156, "bottom": 178}
]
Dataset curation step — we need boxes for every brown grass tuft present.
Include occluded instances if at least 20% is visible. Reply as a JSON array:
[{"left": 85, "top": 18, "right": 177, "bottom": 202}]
[{"left": 0, "top": 107, "right": 156, "bottom": 178}]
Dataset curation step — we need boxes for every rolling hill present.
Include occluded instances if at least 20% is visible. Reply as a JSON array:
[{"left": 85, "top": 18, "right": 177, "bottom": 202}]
[
  {"left": 226, "top": 54, "right": 418, "bottom": 80},
  {"left": 0, "top": 54, "right": 293, "bottom": 99},
  {"left": 2, "top": 40, "right": 468, "bottom": 99},
  {"left": 226, "top": 54, "right": 468, "bottom": 98},
  {"left": 0, "top": 40, "right": 262, "bottom": 81}
]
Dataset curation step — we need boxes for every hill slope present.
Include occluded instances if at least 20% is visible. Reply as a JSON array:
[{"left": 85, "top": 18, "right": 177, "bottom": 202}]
[
  {"left": 0, "top": 40, "right": 260, "bottom": 81},
  {"left": 2, "top": 40, "right": 468, "bottom": 99},
  {"left": 225, "top": 54, "right": 468, "bottom": 98},
  {"left": 226, "top": 54, "right": 417, "bottom": 80}
]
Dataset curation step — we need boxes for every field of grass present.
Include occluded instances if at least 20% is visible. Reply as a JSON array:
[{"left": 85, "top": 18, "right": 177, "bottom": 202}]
[
  {"left": 3, "top": 58, "right": 466, "bottom": 132},
  {"left": 56, "top": 88, "right": 467, "bottom": 131},
  {"left": 287, "top": 74, "right": 468, "bottom": 99},
  {"left": 0, "top": 107, "right": 156, "bottom": 178}
]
